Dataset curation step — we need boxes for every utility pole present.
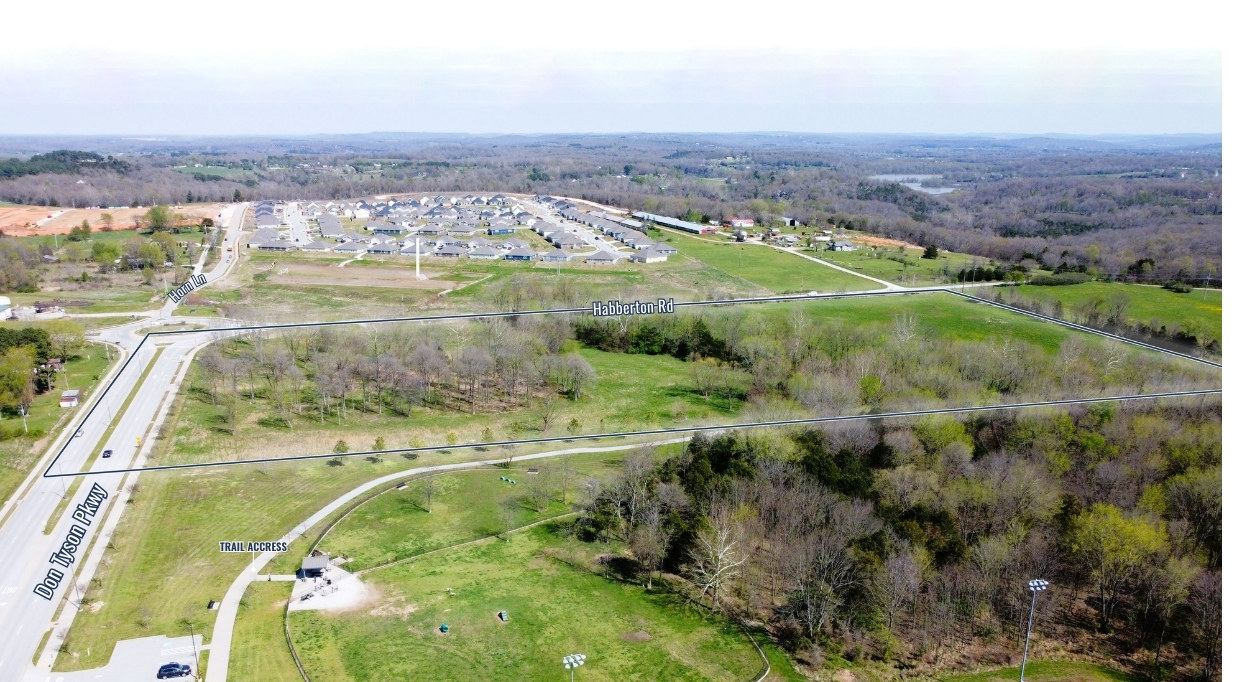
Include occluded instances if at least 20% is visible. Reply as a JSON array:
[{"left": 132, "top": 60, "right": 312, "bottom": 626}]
[
  {"left": 189, "top": 621, "right": 200, "bottom": 680},
  {"left": 414, "top": 236, "right": 421, "bottom": 280},
  {"left": 1020, "top": 579, "right": 1049, "bottom": 681}
]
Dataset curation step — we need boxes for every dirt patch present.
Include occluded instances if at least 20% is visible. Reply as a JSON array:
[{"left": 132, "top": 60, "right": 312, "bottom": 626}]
[
  {"left": 369, "top": 595, "right": 423, "bottom": 620},
  {"left": 0, "top": 204, "right": 223, "bottom": 236},
  {"left": 265, "top": 260, "right": 459, "bottom": 290},
  {"left": 620, "top": 630, "right": 652, "bottom": 643},
  {"left": 831, "top": 670, "right": 857, "bottom": 682},
  {"left": 848, "top": 233, "right": 915, "bottom": 249}
]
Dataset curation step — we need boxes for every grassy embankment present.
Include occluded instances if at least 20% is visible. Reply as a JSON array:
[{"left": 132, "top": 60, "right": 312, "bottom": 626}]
[
  {"left": 51, "top": 448, "right": 657, "bottom": 673},
  {"left": 0, "top": 344, "right": 114, "bottom": 505},
  {"left": 940, "top": 660, "right": 1140, "bottom": 681},
  {"left": 291, "top": 523, "right": 793, "bottom": 682},
  {"left": 1005, "top": 282, "right": 1223, "bottom": 344}
]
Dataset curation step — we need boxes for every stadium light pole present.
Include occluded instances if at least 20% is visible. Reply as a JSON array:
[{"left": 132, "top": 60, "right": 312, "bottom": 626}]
[
  {"left": 414, "top": 235, "right": 421, "bottom": 280},
  {"left": 1020, "top": 578, "right": 1048, "bottom": 681},
  {"left": 563, "top": 653, "right": 585, "bottom": 682}
]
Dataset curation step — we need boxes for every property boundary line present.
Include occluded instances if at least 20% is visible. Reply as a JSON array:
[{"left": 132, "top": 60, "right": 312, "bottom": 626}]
[
  {"left": 45, "top": 389, "right": 1220, "bottom": 478},
  {"left": 948, "top": 289, "right": 1222, "bottom": 368},
  {"left": 43, "top": 284, "right": 1219, "bottom": 478}
]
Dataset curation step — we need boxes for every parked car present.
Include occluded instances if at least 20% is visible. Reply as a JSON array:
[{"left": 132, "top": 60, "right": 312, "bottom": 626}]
[
  {"left": 101, "top": 449, "right": 112, "bottom": 459},
  {"left": 156, "top": 662, "right": 192, "bottom": 678}
]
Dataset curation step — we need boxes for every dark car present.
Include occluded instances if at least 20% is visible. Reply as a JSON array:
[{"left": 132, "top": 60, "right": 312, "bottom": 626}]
[
  {"left": 102, "top": 449, "right": 113, "bottom": 459},
  {"left": 156, "top": 662, "right": 192, "bottom": 678}
]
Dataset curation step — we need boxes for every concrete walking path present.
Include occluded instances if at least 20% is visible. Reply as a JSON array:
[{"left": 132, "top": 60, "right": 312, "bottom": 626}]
[{"left": 204, "top": 437, "right": 688, "bottom": 682}]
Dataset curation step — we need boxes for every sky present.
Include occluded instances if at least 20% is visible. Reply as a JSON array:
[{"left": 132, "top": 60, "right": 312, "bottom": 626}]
[{"left": 0, "top": 0, "right": 1224, "bottom": 135}]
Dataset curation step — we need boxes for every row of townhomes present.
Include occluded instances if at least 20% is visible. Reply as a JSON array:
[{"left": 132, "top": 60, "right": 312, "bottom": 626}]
[{"left": 244, "top": 195, "right": 679, "bottom": 265}]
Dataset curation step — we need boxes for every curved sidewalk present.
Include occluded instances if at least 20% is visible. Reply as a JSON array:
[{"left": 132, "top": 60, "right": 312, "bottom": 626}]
[{"left": 204, "top": 437, "right": 686, "bottom": 682}]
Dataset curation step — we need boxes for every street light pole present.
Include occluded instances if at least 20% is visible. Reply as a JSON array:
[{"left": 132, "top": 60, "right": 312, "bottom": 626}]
[
  {"left": 563, "top": 653, "right": 585, "bottom": 682},
  {"left": 1020, "top": 578, "right": 1049, "bottom": 682}
]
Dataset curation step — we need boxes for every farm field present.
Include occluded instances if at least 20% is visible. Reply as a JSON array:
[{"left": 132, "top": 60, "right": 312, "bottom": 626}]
[
  {"left": 290, "top": 524, "right": 776, "bottom": 682},
  {"left": 4, "top": 289, "right": 160, "bottom": 314},
  {"left": 1004, "top": 282, "right": 1222, "bottom": 343},
  {"left": 657, "top": 230, "right": 876, "bottom": 293}
]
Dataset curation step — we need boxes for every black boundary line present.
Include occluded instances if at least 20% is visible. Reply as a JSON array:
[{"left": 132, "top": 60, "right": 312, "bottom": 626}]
[
  {"left": 46, "top": 389, "right": 1220, "bottom": 479},
  {"left": 44, "top": 285, "right": 1219, "bottom": 478},
  {"left": 947, "top": 289, "right": 1222, "bottom": 369}
]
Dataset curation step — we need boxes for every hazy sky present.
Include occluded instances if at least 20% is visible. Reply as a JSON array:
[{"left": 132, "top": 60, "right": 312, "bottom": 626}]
[{"left": 0, "top": 0, "right": 1222, "bottom": 135}]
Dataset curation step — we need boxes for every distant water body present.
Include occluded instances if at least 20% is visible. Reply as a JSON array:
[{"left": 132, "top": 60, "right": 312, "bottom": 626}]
[{"left": 868, "top": 174, "right": 958, "bottom": 195}]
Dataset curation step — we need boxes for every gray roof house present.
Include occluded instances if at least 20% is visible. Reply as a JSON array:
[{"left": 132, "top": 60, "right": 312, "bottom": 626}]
[
  {"left": 255, "top": 214, "right": 281, "bottom": 227},
  {"left": 504, "top": 247, "right": 539, "bottom": 261},
  {"left": 467, "top": 246, "right": 503, "bottom": 260},
  {"left": 584, "top": 250, "right": 622, "bottom": 264},
  {"left": 630, "top": 248, "right": 668, "bottom": 263},
  {"left": 435, "top": 244, "right": 468, "bottom": 258},
  {"left": 301, "top": 240, "right": 335, "bottom": 252},
  {"left": 333, "top": 242, "right": 367, "bottom": 253},
  {"left": 543, "top": 249, "right": 575, "bottom": 263}
]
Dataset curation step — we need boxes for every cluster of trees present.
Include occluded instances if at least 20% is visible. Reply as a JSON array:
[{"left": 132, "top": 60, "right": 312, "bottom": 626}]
[
  {"left": 0, "top": 239, "right": 41, "bottom": 292},
  {"left": 576, "top": 306, "right": 1216, "bottom": 417},
  {"left": 583, "top": 397, "right": 1221, "bottom": 678},
  {"left": 0, "top": 323, "right": 85, "bottom": 432},
  {"left": 0, "top": 136, "right": 1219, "bottom": 283},
  {"left": 194, "top": 319, "right": 596, "bottom": 433}
]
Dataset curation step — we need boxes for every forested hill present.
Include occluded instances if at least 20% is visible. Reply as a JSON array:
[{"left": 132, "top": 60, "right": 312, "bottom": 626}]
[
  {"left": 0, "top": 150, "right": 130, "bottom": 178},
  {"left": 0, "top": 134, "right": 1220, "bottom": 281}
]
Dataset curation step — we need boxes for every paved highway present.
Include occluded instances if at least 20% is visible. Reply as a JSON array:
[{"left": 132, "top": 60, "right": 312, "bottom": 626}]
[{"left": 0, "top": 204, "right": 246, "bottom": 682}]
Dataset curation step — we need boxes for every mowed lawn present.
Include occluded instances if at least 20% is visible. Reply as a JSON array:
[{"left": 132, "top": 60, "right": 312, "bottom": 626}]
[
  {"left": 941, "top": 660, "right": 1140, "bottom": 681},
  {"left": 52, "top": 449, "right": 646, "bottom": 673},
  {"left": 319, "top": 455, "right": 640, "bottom": 571},
  {"left": 229, "top": 581, "right": 305, "bottom": 682},
  {"left": 53, "top": 457, "right": 437, "bottom": 672},
  {"left": 1009, "top": 282, "right": 1223, "bottom": 343},
  {"left": 659, "top": 231, "right": 876, "bottom": 293},
  {"left": 290, "top": 525, "right": 767, "bottom": 682}
]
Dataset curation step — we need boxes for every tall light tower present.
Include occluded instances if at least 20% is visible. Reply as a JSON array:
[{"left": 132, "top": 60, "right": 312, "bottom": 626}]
[
  {"left": 414, "top": 235, "right": 421, "bottom": 280},
  {"left": 563, "top": 653, "right": 585, "bottom": 682},
  {"left": 1020, "top": 578, "right": 1049, "bottom": 681}
]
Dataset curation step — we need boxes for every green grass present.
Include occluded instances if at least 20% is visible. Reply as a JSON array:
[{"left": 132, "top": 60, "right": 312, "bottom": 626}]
[
  {"left": 51, "top": 448, "right": 653, "bottom": 673},
  {"left": 1007, "top": 282, "right": 1222, "bottom": 343},
  {"left": 0, "top": 344, "right": 116, "bottom": 506},
  {"left": 322, "top": 468, "right": 588, "bottom": 571},
  {"left": 940, "top": 660, "right": 1140, "bottom": 681},
  {"left": 73, "top": 316, "right": 140, "bottom": 331},
  {"left": 4, "top": 288, "right": 160, "bottom": 314},
  {"left": 173, "top": 166, "right": 252, "bottom": 180},
  {"left": 659, "top": 230, "right": 875, "bottom": 293},
  {"left": 291, "top": 524, "right": 765, "bottom": 682},
  {"left": 820, "top": 244, "right": 977, "bottom": 286},
  {"left": 159, "top": 342, "right": 736, "bottom": 468},
  {"left": 227, "top": 581, "right": 305, "bottom": 682}
]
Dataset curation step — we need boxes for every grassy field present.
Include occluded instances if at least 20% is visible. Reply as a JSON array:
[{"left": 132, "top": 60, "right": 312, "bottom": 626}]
[
  {"left": 320, "top": 465, "right": 614, "bottom": 571},
  {"left": 657, "top": 230, "right": 875, "bottom": 293},
  {"left": 940, "top": 660, "right": 1139, "bottom": 681},
  {"left": 158, "top": 340, "right": 740, "bottom": 468},
  {"left": 228, "top": 581, "right": 305, "bottom": 682},
  {"left": 1006, "top": 282, "right": 1222, "bottom": 343},
  {"left": 52, "top": 448, "right": 651, "bottom": 673},
  {"left": 819, "top": 244, "right": 978, "bottom": 286},
  {"left": 173, "top": 166, "right": 253, "bottom": 180},
  {"left": 4, "top": 289, "right": 160, "bottom": 314},
  {"left": 784, "top": 292, "right": 1078, "bottom": 353},
  {"left": 290, "top": 524, "right": 768, "bottom": 682}
]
